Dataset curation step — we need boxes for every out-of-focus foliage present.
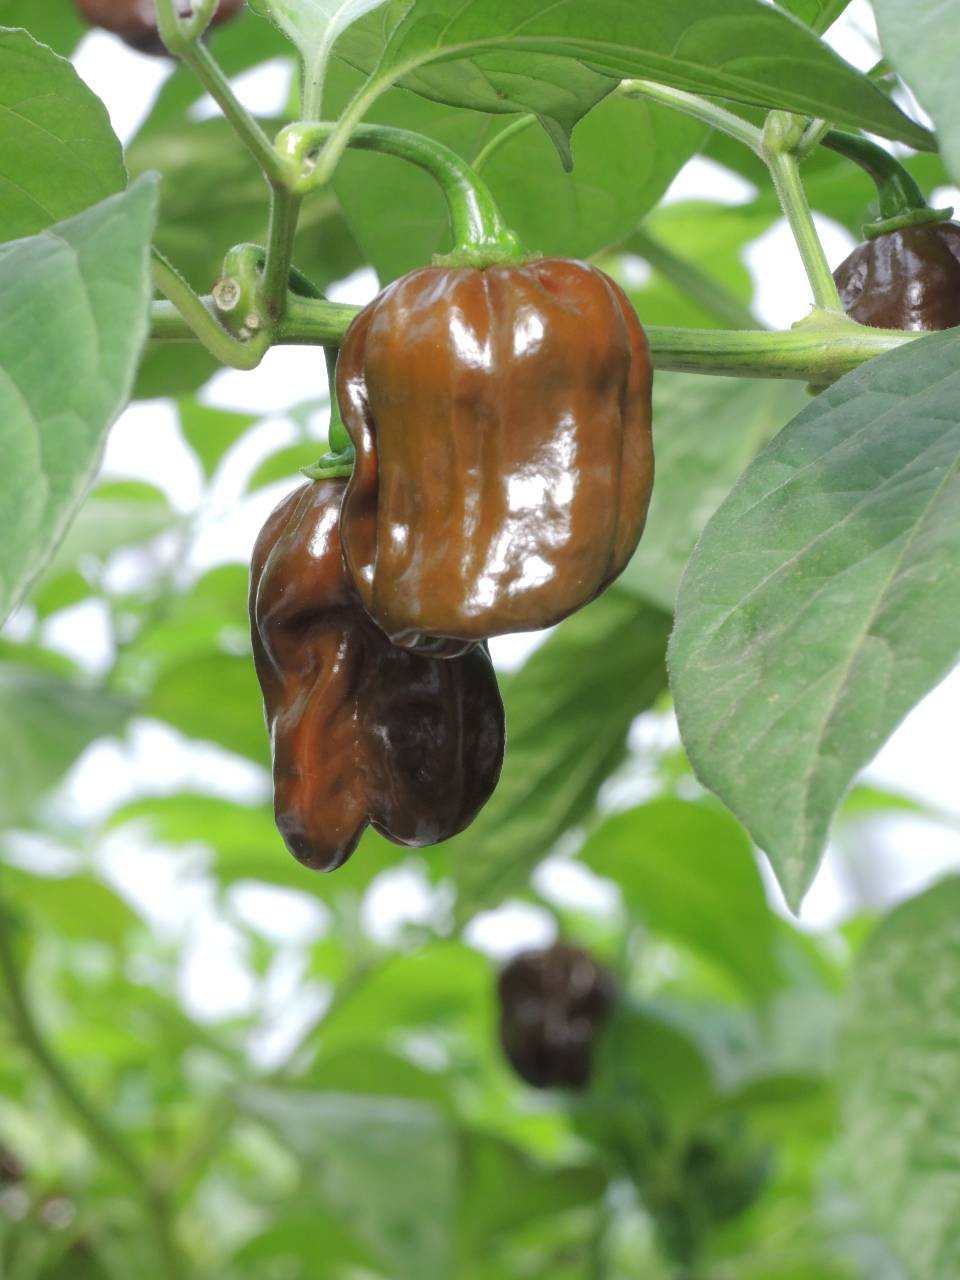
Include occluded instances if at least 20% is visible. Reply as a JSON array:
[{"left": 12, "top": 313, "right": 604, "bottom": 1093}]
[{"left": 0, "top": 3, "right": 957, "bottom": 1279}]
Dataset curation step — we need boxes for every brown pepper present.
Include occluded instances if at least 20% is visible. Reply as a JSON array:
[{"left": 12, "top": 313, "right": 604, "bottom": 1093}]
[
  {"left": 497, "top": 944, "right": 616, "bottom": 1090},
  {"left": 336, "top": 258, "right": 653, "bottom": 651},
  {"left": 73, "top": 0, "right": 244, "bottom": 55},
  {"left": 833, "top": 222, "right": 960, "bottom": 330},
  {"left": 250, "top": 479, "right": 505, "bottom": 872}
]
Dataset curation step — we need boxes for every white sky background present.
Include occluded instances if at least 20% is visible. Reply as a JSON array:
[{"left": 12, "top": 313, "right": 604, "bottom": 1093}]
[{"left": 41, "top": 1, "right": 960, "bottom": 1038}]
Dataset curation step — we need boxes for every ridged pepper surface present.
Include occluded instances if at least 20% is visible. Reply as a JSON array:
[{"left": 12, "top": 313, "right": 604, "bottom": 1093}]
[
  {"left": 834, "top": 221, "right": 960, "bottom": 330},
  {"left": 250, "top": 479, "right": 505, "bottom": 872},
  {"left": 337, "top": 258, "right": 653, "bottom": 651}
]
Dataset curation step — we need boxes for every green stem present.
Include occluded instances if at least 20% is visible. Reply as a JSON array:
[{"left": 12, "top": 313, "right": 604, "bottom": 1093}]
[
  {"left": 619, "top": 80, "right": 763, "bottom": 155},
  {"left": 293, "top": 77, "right": 388, "bottom": 191},
  {"left": 628, "top": 228, "right": 760, "bottom": 330},
  {"left": 259, "top": 187, "right": 304, "bottom": 325},
  {"left": 0, "top": 911, "right": 181, "bottom": 1279},
  {"left": 822, "top": 130, "right": 953, "bottom": 235},
  {"left": 763, "top": 113, "right": 842, "bottom": 313},
  {"left": 472, "top": 114, "right": 538, "bottom": 172},
  {"left": 277, "top": 121, "right": 523, "bottom": 263},
  {"left": 152, "top": 250, "right": 269, "bottom": 369},
  {"left": 151, "top": 295, "right": 919, "bottom": 383},
  {"left": 155, "top": 0, "right": 291, "bottom": 187}
]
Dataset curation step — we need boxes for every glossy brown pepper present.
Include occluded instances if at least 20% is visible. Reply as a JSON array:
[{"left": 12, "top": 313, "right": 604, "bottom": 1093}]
[
  {"left": 337, "top": 258, "right": 653, "bottom": 651},
  {"left": 498, "top": 945, "right": 616, "bottom": 1090},
  {"left": 250, "top": 479, "right": 505, "bottom": 872},
  {"left": 73, "top": 0, "right": 244, "bottom": 55},
  {"left": 833, "top": 222, "right": 960, "bottom": 330}
]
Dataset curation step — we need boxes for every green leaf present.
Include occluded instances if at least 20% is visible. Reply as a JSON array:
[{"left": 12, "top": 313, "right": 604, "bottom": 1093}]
[
  {"left": 352, "top": 0, "right": 930, "bottom": 150},
  {"left": 0, "top": 666, "right": 129, "bottom": 826},
  {"left": 250, "top": 0, "right": 388, "bottom": 109},
  {"left": 328, "top": 60, "right": 701, "bottom": 283},
  {"left": 241, "top": 1087, "right": 458, "bottom": 1280},
  {"left": 839, "top": 876, "right": 960, "bottom": 1279},
  {"left": 579, "top": 799, "right": 779, "bottom": 997},
  {"left": 452, "top": 590, "right": 671, "bottom": 925},
  {"left": 133, "top": 344, "right": 219, "bottom": 402},
  {"left": 0, "top": 868, "right": 139, "bottom": 946},
  {"left": 232, "top": 1211, "right": 378, "bottom": 1274},
  {"left": 146, "top": 651, "right": 269, "bottom": 765},
  {"left": 0, "top": 0, "right": 86, "bottom": 55},
  {"left": 0, "top": 178, "right": 157, "bottom": 626},
  {"left": 669, "top": 329, "right": 960, "bottom": 910},
  {"left": 0, "top": 29, "right": 125, "bottom": 243},
  {"left": 873, "top": 0, "right": 960, "bottom": 185},
  {"left": 38, "top": 481, "right": 178, "bottom": 581},
  {"left": 177, "top": 400, "right": 258, "bottom": 480},
  {"left": 621, "top": 374, "right": 807, "bottom": 611},
  {"left": 246, "top": 443, "right": 327, "bottom": 493}
]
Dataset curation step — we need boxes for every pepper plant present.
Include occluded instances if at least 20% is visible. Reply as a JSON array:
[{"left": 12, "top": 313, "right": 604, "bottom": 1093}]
[{"left": 2, "top": 0, "right": 960, "bottom": 1277}]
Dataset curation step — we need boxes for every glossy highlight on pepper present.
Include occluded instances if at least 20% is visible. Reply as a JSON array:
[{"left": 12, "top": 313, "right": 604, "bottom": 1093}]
[
  {"left": 73, "top": 0, "right": 244, "bottom": 54},
  {"left": 834, "top": 222, "right": 960, "bottom": 331},
  {"left": 337, "top": 258, "right": 654, "bottom": 650},
  {"left": 250, "top": 479, "right": 505, "bottom": 872},
  {"left": 498, "top": 944, "right": 616, "bottom": 1090}
]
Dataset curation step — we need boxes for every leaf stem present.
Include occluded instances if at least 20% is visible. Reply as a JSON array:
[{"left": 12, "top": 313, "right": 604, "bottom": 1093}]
[
  {"left": 628, "top": 228, "right": 760, "bottom": 330},
  {"left": 619, "top": 80, "right": 763, "bottom": 154},
  {"left": 822, "top": 130, "right": 953, "bottom": 236},
  {"left": 762, "top": 113, "right": 842, "bottom": 313},
  {"left": 150, "top": 294, "right": 918, "bottom": 382},
  {"left": 259, "top": 187, "right": 304, "bottom": 326},
  {"left": 0, "top": 911, "right": 181, "bottom": 1280},
  {"left": 472, "top": 114, "right": 538, "bottom": 172},
  {"left": 152, "top": 250, "right": 269, "bottom": 369}
]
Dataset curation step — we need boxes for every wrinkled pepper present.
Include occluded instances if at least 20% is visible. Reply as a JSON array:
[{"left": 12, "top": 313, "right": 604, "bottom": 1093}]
[
  {"left": 74, "top": 0, "right": 243, "bottom": 54},
  {"left": 337, "top": 258, "right": 653, "bottom": 651},
  {"left": 498, "top": 945, "right": 615, "bottom": 1090},
  {"left": 250, "top": 478, "right": 505, "bottom": 872},
  {"left": 833, "top": 222, "right": 960, "bottom": 330}
]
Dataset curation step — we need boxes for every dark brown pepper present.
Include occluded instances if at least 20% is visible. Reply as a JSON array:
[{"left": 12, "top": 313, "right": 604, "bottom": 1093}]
[
  {"left": 337, "top": 258, "right": 653, "bottom": 651},
  {"left": 73, "top": 0, "right": 244, "bottom": 55},
  {"left": 833, "top": 222, "right": 960, "bottom": 330},
  {"left": 498, "top": 944, "right": 615, "bottom": 1090},
  {"left": 250, "top": 479, "right": 505, "bottom": 872}
]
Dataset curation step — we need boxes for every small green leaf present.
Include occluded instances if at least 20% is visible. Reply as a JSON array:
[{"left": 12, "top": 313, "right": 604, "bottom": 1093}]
[
  {"left": 246, "top": 444, "right": 326, "bottom": 493},
  {"left": 873, "top": 0, "right": 960, "bottom": 185},
  {"left": 177, "top": 400, "right": 258, "bottom": 479},
  {"left": 839, "top": 876, "right": 960, "bottom": 1278},
  {"left": 670, "top": 330, "right": 960, "bottom": 910},
  {"left": 580, "top": 799, "right": 779, "bottom": 997},
  {"left": 0, "top": 28, "right": 124, "bottom": 241},
  {"left": 241, "top": 1087, "right": 458, "bottom": 1280},
  {"left": 452, "top": 590, "right": 671, "bottom": 925},
  {"left": 0, "top": 666, "right": 129, "bottom": 826},
  {"left": 0, "top": 868, "right": 139, "bottom": 946},
  {"left": 0, "top": 178, "right": 158, "bottom": 625}
]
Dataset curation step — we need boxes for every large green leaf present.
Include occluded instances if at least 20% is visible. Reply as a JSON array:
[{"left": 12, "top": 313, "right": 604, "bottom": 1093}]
[
  {"left": 341, "top": 0, "right": 930, "bottom": 150},
  {"left": 621, "top": 374, "right": 807, "bottom": 611},
  {"left": 241, "top": 1088, "right": 458, "bottom": 1280},
  {"left": 579, "top": 799, "right": 779, "bottom": 997},
  {"left": 452, "top": 590, "right": 671, "bottom": 925},
  {"left": 777, "top": 0, "right": 851, "bottom": 33},
  {"left": 0, "top": 666, "right": 129, "bottom": 826},
  {"left": 0, "top": 179, "right": 157, "bottom": 626},
  {"left": 0, "top": 28, "right": 125, "bottom": 243},
  {"left": 669, "top": 329, "right": 960, "bottom": 910},
  {"left": 839, "top": 876, "right": 960, "bottom": 1279},
  {"left": 873, "top": 0, "right": 960, "bottom": 185}
]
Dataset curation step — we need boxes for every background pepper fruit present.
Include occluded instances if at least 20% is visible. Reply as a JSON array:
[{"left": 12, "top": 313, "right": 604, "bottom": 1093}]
[
  {"left": 497, "top": 944, "right": 616, "bottom": 1090},
  {"left": 250, "top": 478, "right": 505, "bottom": 872},
  {"left": 73, "top": 0, "right": 244, "bottom": 55},
  {"left": 833, "top": 222, "right": 960, "bottom": 330},
  {"left": 337, "top": 258, "right": 653, "bottom": 651}
]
